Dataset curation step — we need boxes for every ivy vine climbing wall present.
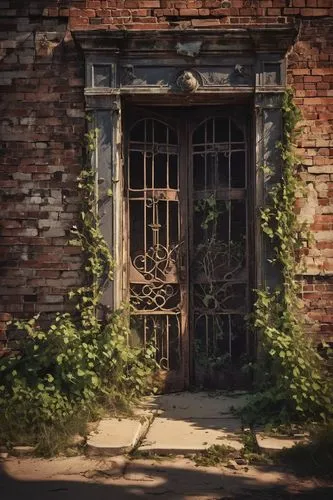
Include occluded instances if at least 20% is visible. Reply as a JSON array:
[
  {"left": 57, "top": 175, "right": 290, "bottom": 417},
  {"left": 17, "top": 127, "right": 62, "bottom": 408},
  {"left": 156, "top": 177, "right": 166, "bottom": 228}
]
[{"left": 244, "top": 89, "right": 333, "bottom": 424}]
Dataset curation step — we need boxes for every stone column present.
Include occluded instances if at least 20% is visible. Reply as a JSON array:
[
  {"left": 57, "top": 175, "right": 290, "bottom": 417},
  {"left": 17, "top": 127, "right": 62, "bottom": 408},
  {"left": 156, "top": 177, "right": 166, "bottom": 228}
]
[
  {"left": 85, "top": 94, "right": 122, "bottom": 311},
  {"left": 255, "top": 92, "right": 284, "bottom": 291}
]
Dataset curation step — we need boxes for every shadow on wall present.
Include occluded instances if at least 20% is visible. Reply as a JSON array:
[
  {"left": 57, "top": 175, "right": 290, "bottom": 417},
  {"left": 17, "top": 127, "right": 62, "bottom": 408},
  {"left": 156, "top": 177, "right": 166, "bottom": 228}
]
[
  {"left": 0, "top": 1, "right": 80, "bottom": 72},
  {"left": 8, "top": 1, "right": 70, "bottom": 11}
]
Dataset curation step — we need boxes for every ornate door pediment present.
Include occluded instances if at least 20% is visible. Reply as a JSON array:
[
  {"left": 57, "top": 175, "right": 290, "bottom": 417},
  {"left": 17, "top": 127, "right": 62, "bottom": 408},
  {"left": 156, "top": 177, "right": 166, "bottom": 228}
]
[{"left": 73, "top": 27, "right": 297, "bottom": 96}]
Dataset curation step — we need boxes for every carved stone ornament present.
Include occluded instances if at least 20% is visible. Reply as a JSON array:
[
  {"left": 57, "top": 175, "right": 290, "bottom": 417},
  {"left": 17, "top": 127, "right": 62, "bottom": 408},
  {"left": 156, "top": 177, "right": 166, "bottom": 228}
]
[
  {"left": 176, "top": 70, "right": 199, "bottom": 92},
  {"left": 121, "top": 64, "right": 136, "bottom": 85}
]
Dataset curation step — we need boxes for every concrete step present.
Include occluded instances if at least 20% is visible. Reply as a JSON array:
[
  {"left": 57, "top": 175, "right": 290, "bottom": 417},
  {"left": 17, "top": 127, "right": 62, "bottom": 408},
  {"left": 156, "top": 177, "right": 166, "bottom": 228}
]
[
  {"left": 135, "top": 391, "right": 247, "bottom": 455},
  {"left": 86, "top": 416, "right": 151, "bottom": 457},
  {"left": 256, "top": 433, "right": 309, "bottom": 453},
  {"left": 138, "top": 417, "right": 243, "bottom": 455}
]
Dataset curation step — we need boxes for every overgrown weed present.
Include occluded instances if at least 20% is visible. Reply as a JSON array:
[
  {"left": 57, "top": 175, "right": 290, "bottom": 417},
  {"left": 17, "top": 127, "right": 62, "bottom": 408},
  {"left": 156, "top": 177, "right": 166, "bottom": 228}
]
[
  {"left": 277, "top": 422, "right": 333, "bottom": 479},
  {"left": 193, "top": 444, "right": 235, "bottom": 467}
]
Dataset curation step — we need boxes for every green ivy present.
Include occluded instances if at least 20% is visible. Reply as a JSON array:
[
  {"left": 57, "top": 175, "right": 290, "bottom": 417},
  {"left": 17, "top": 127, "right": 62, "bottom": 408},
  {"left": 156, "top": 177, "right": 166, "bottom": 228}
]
[
  {"left": 243, "top": 89, "right": 333, "bottom": 425},
  {"left": 0, "top": 123, "right": 156, "bottom": 452}
]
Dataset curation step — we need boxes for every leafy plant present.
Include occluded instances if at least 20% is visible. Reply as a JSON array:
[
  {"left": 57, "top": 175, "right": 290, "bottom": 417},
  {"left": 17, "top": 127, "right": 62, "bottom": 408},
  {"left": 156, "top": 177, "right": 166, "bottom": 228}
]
[
  {"left": 194, "top": 194, "right": 247, "bottom": 380},
  {"left": 194, "top": 339, "right": 232, "bottom": 370},
  {"left": 0, "top": 123, "right": 157, "bottom": 455},
  {"left": 193, "top": 444, "right": 234, "bottom": 467},
  {"left": 239, "top": 429, "right": 273, "bottom": 465},
  {"left": 194, "top": 194, "right": 222, "bottom": 230},
  {"left": 243, "top": 89, "right": 333, "bottom": 425}
]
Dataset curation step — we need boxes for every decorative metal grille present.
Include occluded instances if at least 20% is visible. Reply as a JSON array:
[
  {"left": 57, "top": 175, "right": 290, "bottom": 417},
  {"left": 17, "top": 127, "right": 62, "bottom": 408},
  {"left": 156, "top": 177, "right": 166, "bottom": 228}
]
[
  {"left": 127, "top": 112, "right": 250, "bottom": 384},
  {"left": 128, "top": 118, "right": 182, "bottom": 371},
  {"left": 191, "top": 117, "right": 249, "bottom": 366}
]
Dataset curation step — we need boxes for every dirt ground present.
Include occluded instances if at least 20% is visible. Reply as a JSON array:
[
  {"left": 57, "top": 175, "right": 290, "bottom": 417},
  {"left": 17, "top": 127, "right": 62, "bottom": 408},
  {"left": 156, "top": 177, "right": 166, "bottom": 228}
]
[{"left": 1, "top": 455, "right": 333, "bottom": 499}]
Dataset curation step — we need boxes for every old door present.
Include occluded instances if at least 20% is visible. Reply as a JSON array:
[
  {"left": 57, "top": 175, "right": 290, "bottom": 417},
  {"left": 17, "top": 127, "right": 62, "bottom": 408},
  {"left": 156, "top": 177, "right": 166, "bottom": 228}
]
[{"left": 125, "top": 107, "right": 250, "bottom": 391}]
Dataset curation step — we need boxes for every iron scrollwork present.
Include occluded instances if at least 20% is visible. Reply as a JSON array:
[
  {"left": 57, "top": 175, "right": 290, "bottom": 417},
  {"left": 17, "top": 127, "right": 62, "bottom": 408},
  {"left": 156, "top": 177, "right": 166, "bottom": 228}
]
[
  {"left": 131, "top": 282, "right": 179, "bottom": 312},
  {"left": 132, "top": 242, "right": 182, "bottom": 285}
]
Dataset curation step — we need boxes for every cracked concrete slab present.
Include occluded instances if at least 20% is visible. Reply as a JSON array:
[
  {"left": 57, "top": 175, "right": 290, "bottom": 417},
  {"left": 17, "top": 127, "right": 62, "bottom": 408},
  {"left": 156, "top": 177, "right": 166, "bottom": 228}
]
[
  {"left": 137, "top": 391, "right": 245, "bottom": 454},
  {"left": 86, "top": 418, "right": 150, "bottom": 457},
  {"left": 86, "top": 392, "right": 248, "bottom": 457},
  {"left": 139, "top": 417, "right": 243, "bottom": 454}
]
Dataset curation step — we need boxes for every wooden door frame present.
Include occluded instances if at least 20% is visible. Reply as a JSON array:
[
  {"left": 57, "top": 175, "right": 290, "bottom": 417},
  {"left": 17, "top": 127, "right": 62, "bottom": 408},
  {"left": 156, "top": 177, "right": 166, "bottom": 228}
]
[{"left": 122, "top": 104, "right": 255, "bottom": 389}]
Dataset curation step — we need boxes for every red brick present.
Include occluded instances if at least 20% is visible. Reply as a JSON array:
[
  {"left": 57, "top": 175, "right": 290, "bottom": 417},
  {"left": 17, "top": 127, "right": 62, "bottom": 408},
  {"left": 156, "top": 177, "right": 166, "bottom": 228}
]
[
  {"left": 292, "top": 69, "right": 311, "bottom": 75},
  {"left": 70, "top": 17, "right": 90, "bottom": 27},
  {"left": 134, "top": 1, "right": 160, "bottom": 6},
  {"left": 312, "top": 68, "right": 333, "bottom": 75},
  {"left": 48, "top": 7, "right": 60, "bottom": 17},
  {"left": 304, "top": 75, "right": 322, "bottom": 82},
  {"left": 284, "top": 8, "right": 300, "bottom": 14},
  {"left": 179, "top": 9, "right": 199, "bottom": 15},
  {"left": 82, "top": 9, "right": 96, "bottom": 17},
  {"left": 191, "top": 18, "right": 220, "bottom": 26},
  {"left": 301, "top": 8, "right": 329, "bottom": 15},
  {"left": 0, "top": 313, "right": 12, "bottom": 322}
]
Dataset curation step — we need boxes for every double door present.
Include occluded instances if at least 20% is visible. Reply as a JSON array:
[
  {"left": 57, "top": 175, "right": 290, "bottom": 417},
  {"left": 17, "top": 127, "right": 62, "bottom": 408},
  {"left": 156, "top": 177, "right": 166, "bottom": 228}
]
[{"left": 125, "top": 107, "right": 251, "bottom": 391}]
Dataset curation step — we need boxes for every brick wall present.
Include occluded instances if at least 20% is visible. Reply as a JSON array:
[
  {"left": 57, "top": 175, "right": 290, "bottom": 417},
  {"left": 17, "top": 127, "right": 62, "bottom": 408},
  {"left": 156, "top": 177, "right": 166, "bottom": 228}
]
[
  {"left": 0, "top": 1, "right": 85, "bottom": 342},
  {"left": 287, "top": 19, "right": 333, "bottom": 339},
  {"left": 0, "top": 1, "right": 333, "bottom": 346}
]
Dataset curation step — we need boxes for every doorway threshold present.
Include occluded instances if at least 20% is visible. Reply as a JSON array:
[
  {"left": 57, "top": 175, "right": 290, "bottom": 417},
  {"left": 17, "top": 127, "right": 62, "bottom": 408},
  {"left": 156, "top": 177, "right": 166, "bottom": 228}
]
[{"left": 136, "top": 391, "right": 246, "bottom": 454}]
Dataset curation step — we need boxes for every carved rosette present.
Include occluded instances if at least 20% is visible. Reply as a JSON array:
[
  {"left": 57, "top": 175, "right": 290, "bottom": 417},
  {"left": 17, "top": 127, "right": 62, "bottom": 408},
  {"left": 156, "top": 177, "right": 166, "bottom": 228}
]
[{"left": 176, "top": 70, "right": 199, "bottom": 92}]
